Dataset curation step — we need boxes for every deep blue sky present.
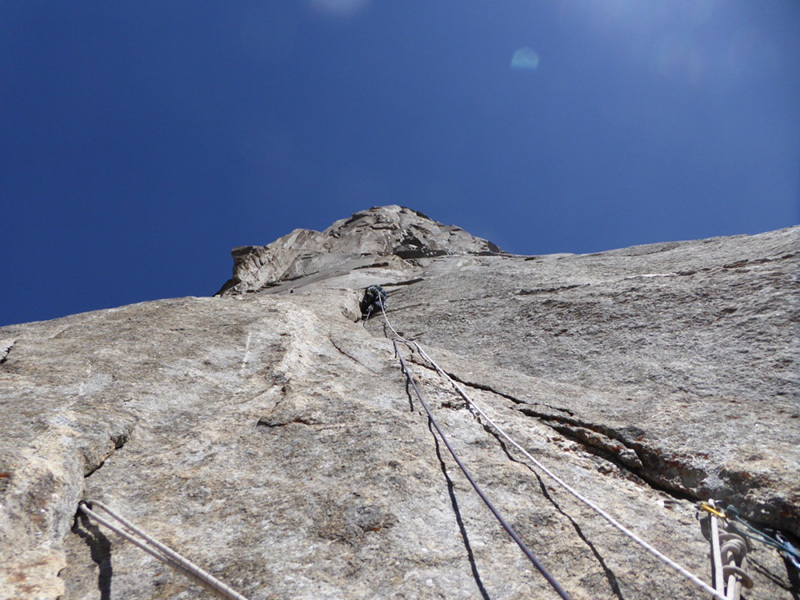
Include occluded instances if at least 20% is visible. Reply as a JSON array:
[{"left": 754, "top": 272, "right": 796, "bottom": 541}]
[{"left": 2, "top": 1, "right": 798, "bottom": 326}]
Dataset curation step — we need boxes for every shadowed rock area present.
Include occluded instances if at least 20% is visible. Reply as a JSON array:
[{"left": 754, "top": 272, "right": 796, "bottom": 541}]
[{"left": 1, "top": 205, "right": 798, "bottom": 599}]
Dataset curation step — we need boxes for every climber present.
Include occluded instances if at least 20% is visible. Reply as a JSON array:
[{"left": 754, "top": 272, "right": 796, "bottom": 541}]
[{"left": 361, "top": 285, "right": 387, "bottom": 320}]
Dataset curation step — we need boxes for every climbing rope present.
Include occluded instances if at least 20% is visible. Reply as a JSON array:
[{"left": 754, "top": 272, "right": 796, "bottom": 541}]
[
  {"left": 378, "top": 303, "right": 730, "bottom": 600},
  {"left": 718, "top": 532, "right": 751, "bottom": 600},
  {"left": 703, "top": 500, "right": 751, "bottom": 600},
  {"left": 709, "top": 501, "right": 726, "bottom": 594},
  {"left": 79, "top": 500, "right": 251, "bottom": 600},
  {"left": 391, "top": 338, "right": 573, "bottom": 600}
]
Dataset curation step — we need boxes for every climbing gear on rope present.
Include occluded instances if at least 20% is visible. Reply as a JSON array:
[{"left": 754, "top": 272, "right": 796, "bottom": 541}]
[
  {"left": 777, "top": 533, "right": 800, "bottom": 572},
  {"left": 778, "top": 533, "right": 800, "bottom": 572},
  {"left": 377, "top": 302, "right": 730, "bottom": 600},
  {"left": 700, "top": 501, "right": 800, "bottom": 573},
  {"left": 726, "top": 505, "right": 800, "bottom": 570},
  {"left": 699, "top": 501, "right": 727, "bottom": 520},
  {"left": 78, "top": 500, "right": 251, "bottom": 600},
  {"left": 361, "top": 285, "right": 387, "bottom": 321}
]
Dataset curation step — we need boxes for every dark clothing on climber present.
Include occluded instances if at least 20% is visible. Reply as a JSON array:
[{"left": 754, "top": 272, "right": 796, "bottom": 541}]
[{"left": 361, "top": 285, "right": 387, "bottom": 319}]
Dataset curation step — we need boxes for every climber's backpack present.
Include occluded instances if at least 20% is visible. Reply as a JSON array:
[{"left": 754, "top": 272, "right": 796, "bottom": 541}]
[{"left": 361, "top": 285, "right": 387, "bottom": 318}]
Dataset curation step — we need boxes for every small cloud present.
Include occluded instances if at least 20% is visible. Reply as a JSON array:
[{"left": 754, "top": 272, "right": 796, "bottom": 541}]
[{"left": 511, "top": 47, "right": 540, "bottom": 71}]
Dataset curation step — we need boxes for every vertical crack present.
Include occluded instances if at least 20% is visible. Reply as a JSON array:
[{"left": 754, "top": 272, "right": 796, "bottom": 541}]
[
  {"left": 401, "top": 371, "right": 490, "bottom": 598},
  {"left": 480, "top": 421, "right": 625, "bottom": 600},
  {"left": 72, "top": 510, "right": 113, "bottom": 600},
  {"left": 428, "top": 418, "right": 492, "bottom": 600},
  {"left": 403, "top": 374, "right": 416, "bottom": 413},
  {"left": 529, "top": 467, "right": 625, "bottom": 600}
]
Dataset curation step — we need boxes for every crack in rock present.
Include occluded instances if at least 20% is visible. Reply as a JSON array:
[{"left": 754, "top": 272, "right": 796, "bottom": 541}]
[
  {"left": 447, "top": 373, "right": 575, "bottom": 416},
  {"left": 405, "top": 356, "right": 741, "bottom": 514},
  {"left": 0, "top": 411, "right": 138, "bottom": 600},
  {"left": 0, "top": 339, "right": 14, "bottom": 364},
  {"left": 256, "top": 416, "right": 322, "bottom": 428},
  {"left": 418, "top": 359, "right": 700, "bottom": 503},
  {"left": 437, "top": 366, "right": 799, "bottom": 544},
  {"left": 520, "top": 410, "right": 645, "bottom": 470},
  {"left": 384, "top": 277, "right": 425, "bottom": 287},
  {"left": 83, "top": 422, "right": 136, "bottom": 478},
  {"left": 255, "top": 414, "right": 346, "bottom": 431},
  {"left": 516, "top": 284, "right": 588, "bottom": 295},
  {"left": 517, "top": 407, "right": 701, "bottom": 501},
  {"left": 496, "top": 430, "right": 626, "bottom": 600},
  {"left": 407, "top": 355, "right": 575, "bottom": 417},
  {"left": 328, "top": 336, "right": 369, "bottom": 370}
]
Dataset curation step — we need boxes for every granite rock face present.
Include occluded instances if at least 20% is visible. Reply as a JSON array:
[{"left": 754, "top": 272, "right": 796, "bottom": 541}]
[
  {"left": 1, "top": 206, "right": 798, "bottom": 600},
  {"left": 215, "top": 205, "right": 503, "bottom": 296}
]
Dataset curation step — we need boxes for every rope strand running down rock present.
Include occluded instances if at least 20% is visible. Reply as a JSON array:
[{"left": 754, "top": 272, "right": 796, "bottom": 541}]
[
  {"left": 414, "top": 342, "right": 732, "bottom": 600},
  {"left": 79, "top": 500, "right": 251, "bottom": 600},
  {"left": 391, "top": 338, "right": 574, "bottom": 600},
  {"left": 377, "top": 303, "right": 728, "bottom": 600}
]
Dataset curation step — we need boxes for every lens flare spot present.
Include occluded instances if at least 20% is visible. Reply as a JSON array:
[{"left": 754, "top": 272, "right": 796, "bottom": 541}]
[
  {"left": 511, "top": 47, "right": 540, "bottom": 71},
  {"left": 310, "top": 0, "right": 371, "bottom": 17}
]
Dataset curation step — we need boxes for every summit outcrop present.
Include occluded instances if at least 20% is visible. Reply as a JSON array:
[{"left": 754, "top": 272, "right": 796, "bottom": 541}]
[
  {"left": 215, "top": 205, "right": 503, "bottom": 296},
  {"left": 1, "top": 206, "right": 798, "bottom": 599}
]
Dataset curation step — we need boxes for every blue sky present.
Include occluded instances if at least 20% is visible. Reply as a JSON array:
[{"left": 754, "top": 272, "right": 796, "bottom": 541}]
[{"left": 2, "top": 1, "right": 798, "bottom": 326}]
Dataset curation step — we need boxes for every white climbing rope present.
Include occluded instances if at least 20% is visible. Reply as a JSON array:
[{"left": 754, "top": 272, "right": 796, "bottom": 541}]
[
  {"left": 413, "top": 342, "right": 730, "bottom": 600},
  {"left": 377, "top": 304, "right": 572, "bottom": 598},
  {"left": 392, "top": 338, "right": 573, "bottom": 600},
  {"left": 709, "top": 500, "right": 726, "bottom": 595},
  {"left": 79, "top": 500, "right": 251, "bottom": 600},
  {"left": 719, "top": 531, "right": 751, "bottom": 600},
  {"left": 375, "top": 303, "right": 728, "bottom": 600}
]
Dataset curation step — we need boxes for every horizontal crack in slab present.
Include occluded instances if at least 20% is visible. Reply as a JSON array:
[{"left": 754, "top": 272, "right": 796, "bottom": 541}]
[
  {"left": 443, "top": 371, "right": 575, "bottom": 416},
  {"left": 518, "top": 406, "right": 700, "bottom": 501},
  {"left": 516, "top": 284, "right": 588, "bottom": 295},
  {"left": 256, "top": 416, "right": 321, "bottom": 428},
  {"left": 384, "top": 277, "right": 425, "bottom": 287}
]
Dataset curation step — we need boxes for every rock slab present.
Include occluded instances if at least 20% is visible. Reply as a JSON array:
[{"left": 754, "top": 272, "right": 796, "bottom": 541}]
[{"left": 1, "top": 206, "right": 798, "bottom": 599}]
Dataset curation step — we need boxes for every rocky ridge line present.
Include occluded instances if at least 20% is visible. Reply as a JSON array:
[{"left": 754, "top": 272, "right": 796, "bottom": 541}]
[{"left": 215, "top": 205, "right": 504, "bottom": 296}]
